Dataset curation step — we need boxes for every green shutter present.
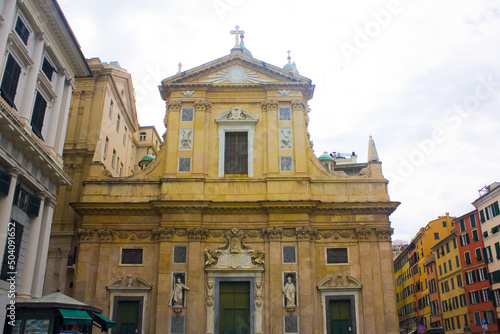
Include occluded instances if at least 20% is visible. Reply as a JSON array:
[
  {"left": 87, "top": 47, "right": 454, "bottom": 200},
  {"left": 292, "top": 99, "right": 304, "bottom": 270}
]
[
  {"left": 480, "top": 210, "right": 486, "bottom": 223},
  {"left": 494, "top": 202, "right": 500, "bottom": 217}
]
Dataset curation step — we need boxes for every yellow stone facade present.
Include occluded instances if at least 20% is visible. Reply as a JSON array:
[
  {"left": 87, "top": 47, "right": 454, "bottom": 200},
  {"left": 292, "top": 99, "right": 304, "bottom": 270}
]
[{"left": 71, "top": 46, "right": 400, "bottom": 333}]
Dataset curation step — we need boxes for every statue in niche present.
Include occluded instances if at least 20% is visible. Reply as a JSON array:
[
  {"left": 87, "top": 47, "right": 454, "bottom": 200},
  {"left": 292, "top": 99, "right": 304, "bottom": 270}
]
[
  {"left": 170, "top": 275, "right": 190, "bottom": 307},
  {"left": 283, "top": 275, "right": 296, "bottom": 307}
]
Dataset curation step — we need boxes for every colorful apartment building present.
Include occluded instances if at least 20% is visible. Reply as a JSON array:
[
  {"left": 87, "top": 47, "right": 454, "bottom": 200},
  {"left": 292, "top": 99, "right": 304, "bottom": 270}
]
[
  {"left": 432, "top": 230, "right": 468, "bottom": 333},
  {"left": 425, "top": 251, "right": 441, "bottom": 328},
  {"left": 395, "top": 245, "right": 415, "bottom": 332},
  {"left": 455, "top": 210, "right": 498, "bottom": 333},
  {"left": 408, "top": 213, "right": 456, "bottom": 331}
]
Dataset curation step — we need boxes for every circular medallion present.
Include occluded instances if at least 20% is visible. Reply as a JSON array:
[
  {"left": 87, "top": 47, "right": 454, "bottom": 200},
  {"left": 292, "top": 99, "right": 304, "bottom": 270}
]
[{"left": 225, "top": 66, "right": 248, "bottom": 84}]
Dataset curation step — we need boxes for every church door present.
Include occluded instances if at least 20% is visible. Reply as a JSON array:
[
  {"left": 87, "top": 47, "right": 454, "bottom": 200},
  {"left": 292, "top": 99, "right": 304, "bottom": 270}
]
[
  {"left": 115, "top": 300, "right": 140, "bottom": 334},
  {"left": 329, "top": 299, "right": 353, "bottom": 334},
  {"left": 219, "top": 281, "right": 250, "bottom": 334}
]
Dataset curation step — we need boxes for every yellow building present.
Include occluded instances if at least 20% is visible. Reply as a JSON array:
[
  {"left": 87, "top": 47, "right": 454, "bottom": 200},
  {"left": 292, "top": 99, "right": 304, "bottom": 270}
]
[
  {"left": 394, "top": 245, "right": 415, "bottom": 332},
  {"left": 43, "top": 58, "right": 160, "bottom": 296},
  {"left": 407, "top": 213, "right": 455, "bottom": 331},
  {"left": 70, "top": 33, "right": 400, "bottom": 334},
  {"left": 432, "top": 231, "right": 467, "bottom": 333}
]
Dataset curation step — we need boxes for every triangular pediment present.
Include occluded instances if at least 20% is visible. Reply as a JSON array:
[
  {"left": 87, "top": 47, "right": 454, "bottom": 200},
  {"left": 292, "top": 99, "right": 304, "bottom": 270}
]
[{"left": 159, "top": 50, "right": 313, "bottom": 99}]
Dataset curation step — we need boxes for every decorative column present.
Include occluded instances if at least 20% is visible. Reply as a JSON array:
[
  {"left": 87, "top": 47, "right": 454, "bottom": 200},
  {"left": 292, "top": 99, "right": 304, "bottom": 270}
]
[
  {"left": 193, "top": 100, "right": 211, "bottom": 175},
  {"left": 19, "top": 34, "right": 46, "bottom": 124},
  {"left": 254, "top": 279, "right": 264, "bottom": 334},
  {"left": 0, "top": 0, "right": 17, "bottom": 57},
  {"left": 31, "top": 198, "right": 56, "bottom": 297},
  {"left": 54, "top": 79, "right": 74, "bottom": 157},
  {"left": 45, "top": 69, "right": 67, "bottom": 151},
  {"left": 0, "top": 170, "right": 18, "bottom": 261},
  {"left": 153, "top": 227, "right": 174, "bottom": 333},
  {"left": 17, "top": 194, "right": 46, "bottom": 299},
  {"left": 291, "top": 100, "right": 308, "bottom": 174},
  {"left": 205, "top": 279, "right": 215, "bottom": 334},
  {"left": 261, "top": 99, "right": 278, "bottom": 174}
]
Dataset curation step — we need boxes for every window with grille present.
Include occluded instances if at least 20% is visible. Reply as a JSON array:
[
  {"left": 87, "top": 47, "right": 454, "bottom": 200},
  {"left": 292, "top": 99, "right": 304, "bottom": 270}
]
[
  {"left": 326, "top": 248, "right": 348, "bottom": 264},
  {"left": 224, "top": 132, "right": 247, "bottom": 174},
  {"left": 121, "top": 249, "right": 143, "bottom": 265}
]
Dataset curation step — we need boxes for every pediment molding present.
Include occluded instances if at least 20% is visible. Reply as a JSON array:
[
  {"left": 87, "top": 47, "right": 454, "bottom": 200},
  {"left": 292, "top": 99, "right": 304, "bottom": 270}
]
[
  {"left": 215, "top": 107, "right": 258, "bottom": 124},
  {"left": 107, "top": 274, "right": 152, "bottom": 292},
  {"left": 317, "top": 274, "right": 362, "bottom": 290}
]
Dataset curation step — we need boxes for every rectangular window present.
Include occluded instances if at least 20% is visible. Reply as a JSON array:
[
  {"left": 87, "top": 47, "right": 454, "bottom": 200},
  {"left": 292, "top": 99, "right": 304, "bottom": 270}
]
[
  {"left": 109, "top": 100, "right": 113, "bottom": 118},
  {"left": 279, "top": 107, "right": 292, "bottom": 121},
  {"left": 495, "top": 289, "right": 500, "bottom": 306},
  {"left": 457, "top": 274, "right": 463, "bottom": 287},
  {"left": 0, "top": 220, "right": 23, "bottom": 280},
  {"left": 178, "top": 157, "right": 191, "bottom": 172},
  {"left": 453, "top": 237, "right": 457, "bottom": 249},
  {"left": 121, "top": 249, "right": 143, "bottom": 265},
  {"left": 31, "top": 92, "right": 47, "bottom": 139},
  {"left": 485, "top": 310, "right": 495, "bottom": 324},
  {"left": 326, "top": 248, "right": 348, "bottom": 264},
  {"left": 444, "top": 262, "right": 447, "bottom": 274},
  {"left": 283, "top": 246, "right": 296, "bottom": 263},
  {"left": 466, "top": 271, "right": 476, "bottom": 284},
  {"left": 470, "top": 291, "right": 479, "bottom": 304},
  {"left": 14, "top": 16, "right": 30, "bottom": 45},
  {"left": 476, "top": 248, "right": 483, "bottom": 261},
  {"left": 116, "top": 114, "right": 120, "bottom": 132},
  {"left": 0, "top": 170, "right": 12, "bottom": 196},
  {"left": 451, "top": 277, "right": 455, "bottom": 290},
  {"left": 173, "top": 246, "right": 187, "bottom": 263},
  {"left": 481, "top": 288, "right": 491, "bottom": 302},
  {"left": 434, "top": 232, "right": 439, "bottom": 239},
  {"left": 480, "top": 210, "right": 486, "bottom": 223},
  {"left": 448, "top": 259, "right": 452, "bottom": 271},
  {"left": 470, "top": 214, "right": 477, "bottom": 227},
  {"left": 456, "top": 255, "right": 460, "bottom": 268},
  {"left": 224, "top": 132, "right": 248, "bottom": 174},
  {"left": 111, "top": 149, "right": 116, "bottom": 169},
  {"left": 495, "top": 242, "right": 500, "bottom": 259},
  {"left": 465, "top": 251, "right": 471, "bottom": 264},
  {"left": 485, "top": 246, "right": 493, "bottom": 263},
  {"left": 474, "top": 312, "right": 481, "bottom": 325},
  {"left": 104, "top": 137, "right": 109, "bottom": 158},
  {"left": 442, "top": 221, "right": 447, "bottom": 227},
  {"left": 181, "top": 108, "right": 194, "bottom": 122},
  {"left": 460, "top": 233, "right": 470, "bottom": 246},
  {"left": 280, "top": 156, "right": 293, "bottom": 172},
  {"left": 459, "top": 293, "right": 466, "bottom": 307},
  {"left": 460, "top": 219, "right": 466, "bottom": 232},
  {"left": 0, "top": 54, "right": 22, "bottom": 108},
  {"left": 472, "top": 229, "right": 479, "bottom": 242},
  {"left": 41, "top": 57, "right": 56, "bottom": 81}
]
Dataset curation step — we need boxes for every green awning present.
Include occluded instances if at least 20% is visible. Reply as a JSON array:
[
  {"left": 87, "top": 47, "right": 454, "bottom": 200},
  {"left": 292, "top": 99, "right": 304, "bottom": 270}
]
[
  {"left": 93, "top": 313, "right": 116, "bottom": 329},
  {"left": 58, "top": 308, "right": 92, "bottom": 326}
]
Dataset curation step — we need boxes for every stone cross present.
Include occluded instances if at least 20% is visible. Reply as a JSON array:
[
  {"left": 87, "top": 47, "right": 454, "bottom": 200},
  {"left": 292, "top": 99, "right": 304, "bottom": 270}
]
[
  {"left": 230, "top": 25, "right": 245, "bottom": 47},
  {"left": 286, "top": 50, "right": 292, "bottom": 63}
]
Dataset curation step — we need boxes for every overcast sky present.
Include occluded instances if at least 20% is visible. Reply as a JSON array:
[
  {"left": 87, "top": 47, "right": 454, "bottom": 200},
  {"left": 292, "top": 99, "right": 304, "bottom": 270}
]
[{"left": 58, "top": 0, "right": 500, "bottom": 242}]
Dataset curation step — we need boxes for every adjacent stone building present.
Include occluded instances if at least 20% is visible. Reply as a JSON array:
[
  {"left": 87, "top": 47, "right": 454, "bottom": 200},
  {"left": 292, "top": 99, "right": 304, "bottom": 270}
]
[
  {"left": 0, "top": 0, "right": 90, "bottom": 330},
  {"left": 71, "top": 33, "right": 400, "bottom": 334}
]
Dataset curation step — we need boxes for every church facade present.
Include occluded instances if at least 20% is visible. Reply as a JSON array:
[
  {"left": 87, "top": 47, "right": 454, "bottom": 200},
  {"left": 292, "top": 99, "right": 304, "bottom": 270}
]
[{"left": 71, "top": 33, "right": 399, "bottom": 334}]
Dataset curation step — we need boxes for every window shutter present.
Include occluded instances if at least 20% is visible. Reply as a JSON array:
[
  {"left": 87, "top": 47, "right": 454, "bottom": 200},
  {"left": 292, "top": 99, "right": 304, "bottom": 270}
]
[
  {"left": 466, "top": 233, "right": 470, "bottom": 244},
  {"left": 30, "top": 93, "right": 47, "bottom": 139},
  {"left": 494, "top": 202, "right": 500, "bottom": 217},
  {"left": 0, "top": 54, "right": 22, "bottom": 108},
  {"left": 486, "top": 208, "right": 491, "bottom": 220},
  {"left": 0, "top": 170, "right": 12, "bottom": 196},
  {"left": 484, "top": 248, "right": 489, "bottom": 263},
  {"left": 480, "top": 210, "right": 486, "bottom": 223},
  {"left": 27, "top": 194, "right": 41, "bottom": 217}
]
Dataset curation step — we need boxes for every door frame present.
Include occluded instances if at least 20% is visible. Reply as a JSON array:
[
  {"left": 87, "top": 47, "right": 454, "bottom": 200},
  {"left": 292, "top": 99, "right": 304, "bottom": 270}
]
[
  {"left": 214, "top": 277, "right": 255, "bottom": 334},
  {"left": 112, "top": 296, "right": 144, "bottom": 334},
  {"left": 325, "top": 296, "right": 356, "bottom": 334}
]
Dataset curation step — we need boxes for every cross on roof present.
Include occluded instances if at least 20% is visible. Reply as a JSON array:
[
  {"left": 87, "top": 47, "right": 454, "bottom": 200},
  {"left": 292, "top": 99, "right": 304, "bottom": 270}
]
[
  {"left": 287, "top": 50, "right": 292, "bottom": 63},
  {"left": 230, "top": 25, "right": 245, "bottom": 48}
]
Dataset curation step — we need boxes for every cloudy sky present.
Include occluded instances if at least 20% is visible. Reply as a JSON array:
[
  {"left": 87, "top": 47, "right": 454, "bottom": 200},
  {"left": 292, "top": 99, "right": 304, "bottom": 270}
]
[{"left": 58, "top": 0, "right": 500, "bottom": 242}]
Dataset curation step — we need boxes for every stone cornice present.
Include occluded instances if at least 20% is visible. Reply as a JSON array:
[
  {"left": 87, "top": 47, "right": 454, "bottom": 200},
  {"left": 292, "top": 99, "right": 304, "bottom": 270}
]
[
  {"left": 71, "top": 200, "right": 400, "bottom": 216},
  {"left": 77, "top": 225, "right": 393, "bottom": 244}
]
